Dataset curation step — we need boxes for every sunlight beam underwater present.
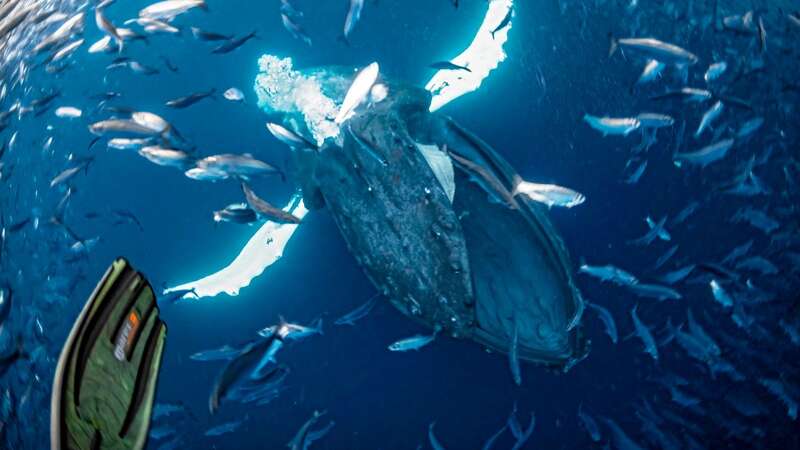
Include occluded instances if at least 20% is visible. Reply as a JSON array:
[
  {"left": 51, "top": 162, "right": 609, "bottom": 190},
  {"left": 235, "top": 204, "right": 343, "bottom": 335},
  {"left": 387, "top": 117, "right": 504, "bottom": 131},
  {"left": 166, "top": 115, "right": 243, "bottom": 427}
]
[{"left": 167, "top": 0, "right": 514, "bottom": 300}]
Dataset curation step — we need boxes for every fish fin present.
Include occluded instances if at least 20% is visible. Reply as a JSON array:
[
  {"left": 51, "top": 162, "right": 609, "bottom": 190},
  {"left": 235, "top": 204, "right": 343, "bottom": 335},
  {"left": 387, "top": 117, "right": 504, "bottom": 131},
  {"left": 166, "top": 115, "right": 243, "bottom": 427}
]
[{"left": 510, "top": 174, "right": 523, "bottom": 196}]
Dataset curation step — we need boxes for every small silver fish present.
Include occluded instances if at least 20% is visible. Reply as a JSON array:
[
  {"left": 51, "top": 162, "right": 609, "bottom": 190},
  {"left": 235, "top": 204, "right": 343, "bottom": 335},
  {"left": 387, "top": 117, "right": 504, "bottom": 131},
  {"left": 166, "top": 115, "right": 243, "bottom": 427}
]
[
  {"left": 709, "top": 279, "right": 733, "bottom": 308},
  {"left": 336, "top": 62, "right": 379, "bottom": 124},
  {"left": 95, "top": 5, "right": 123, "bottom": 53},
  {"left": 636, "top": 59, "right": 665, "bottom": 85},
  {"left": 343, "top": 0, "right": 364, "bottom": 42},
  {"left": 636, "top": 113, "right": 674, "bottom": 129},
  {"left": 54, "top": 106, "right": 82, "bottom": 118},
  {"left": 583, "top": 114, "right": 640, "bottom": 136},
  {"left": 388, "top": 328, "right": 439, "bottom": 351},
  {"left": 213, "top": 203, "right": 258, "bottom": 224},
  {"left": 266, "top": 122, "right": 316, "bottom": 149},
  {"left": 89, "top": 119, "right": 158, "bottom": 136},
  {"left": 631, "top": 305, "right": 658, "bottom": 361},
  {"left": 610, "top": 37, "right": 698, "bottom": 65},
  {"left": 196, "top": 153, "right": 279, "bottom": 178},
  {"left": 704, "top": 62, "right": 727, "bottom": 83},
  {"left": 223, "top": 87, "right": 244, "bottom": 102},
  {"left": 694, "top": 100, "right": 724, "bottom": 138},
  {"left": 512, "top": 178, "right": 585, "bottom": 208},
  {"left": 139, "top": 0, "right": 207, "bottom": 21},
  {"left": 674, "top": 138, "right": 734, "bottom": 168},
  {"left": 138, "top": 146, "right": 191, "bottom": 168}
]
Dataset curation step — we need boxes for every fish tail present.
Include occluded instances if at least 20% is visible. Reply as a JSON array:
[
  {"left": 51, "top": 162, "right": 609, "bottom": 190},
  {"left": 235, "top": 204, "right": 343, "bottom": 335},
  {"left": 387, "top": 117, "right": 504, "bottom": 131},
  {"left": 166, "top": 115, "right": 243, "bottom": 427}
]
[{"left": 607, "top": 32, "right": 618, "bottom": 57}]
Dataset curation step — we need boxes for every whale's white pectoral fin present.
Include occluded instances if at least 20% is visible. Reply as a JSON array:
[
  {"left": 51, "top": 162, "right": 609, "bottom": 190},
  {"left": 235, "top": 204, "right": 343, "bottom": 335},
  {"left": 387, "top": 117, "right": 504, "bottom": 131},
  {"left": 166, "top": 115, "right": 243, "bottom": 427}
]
[
  {"left": 165, "top": 194, "right": 309, "bottom": 300},
  {"left": 426, "top": 0, "right": 514, "bottom": 112}
]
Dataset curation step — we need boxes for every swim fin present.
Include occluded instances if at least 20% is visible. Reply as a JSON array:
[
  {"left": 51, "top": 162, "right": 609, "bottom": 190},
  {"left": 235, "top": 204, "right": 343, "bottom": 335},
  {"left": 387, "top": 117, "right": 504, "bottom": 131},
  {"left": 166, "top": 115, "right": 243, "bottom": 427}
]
[{"left": 51, "top": 258, "right": 167, "bottom": 450}]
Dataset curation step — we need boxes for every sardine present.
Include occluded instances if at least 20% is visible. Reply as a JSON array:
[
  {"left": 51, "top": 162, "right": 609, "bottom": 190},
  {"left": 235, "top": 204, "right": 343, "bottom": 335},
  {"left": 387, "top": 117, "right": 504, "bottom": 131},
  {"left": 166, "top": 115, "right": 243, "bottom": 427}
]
[
  {"left": 139, "top": 0, "right": 207, "bottom": 21},
  {"left": 578, "top": 404, "right": 602, "bottom": 442},
  {"left": 223, "top": 87, "right": 244, "bottom": 102},
  {"left": 335, "top": 62, "right": 379, "bottom": 124},
  {"left": 631, "top": 305, "right": 658, "bottom": 361},
  {"left": 107, "top": 137, "right": 153, "bottom": 151},
  {"left": 204, "top": 419, "right": 242, "bottom": 436},
  {"left": 266, "top": 122, "right": 316, "bottom": 149},
  {"left": 184, "top": 167, "right": 229, "bottom": 181},
  {"left": 653, "top": 244, "right": 678, "bottom": 270},
  {"left": 610, "top": 37, "right": 698, "bottom": 65},
  {"left": 190, "top": 26, "right": 231, "bottom": 41},
  {"left": 428, "top": 422, "right": 447, "bottom": 450},
  {"left": 586, "top": 301, "right": 618, "bottom": 344},
  {"left": 637, "top": 113, "right": 674, "bottom": 129},
  {"left": 334, "top": 295, "right": 378, "bottom": 326},
  {"left": 627, "top": 283, "right": 682, "bottom": 301},
  {"left": 674, "top": 139, "right": 734, "bottom": 168},
  {"left": 490, "top": 5, "right": 513, "bottom": 38},
  {"left": 583, "top": 114, "right": 641, "bottom": 136},
  {"left": 704, "top": 61, "right": 727, "bottom": 83},
  {"left": 694, "top": 100, "right": 724, "bottom": 138},
  {"left": 54, "top": 106, "right": 82, "bottom": 118},
  {"left": 657, "top": 265, "right": 695, "bottom": 285},
  {"left": 449, "top": 150, "right": 518, "bottom": 209},
  {"left": 95, "top": 5, "right": 123, "bottom": 53},
  {"left": 196, "top": 153, "right": 280, "bottom": 177},
  {"left": 579, "top": 264, "right": 639, "bottom": 286},
  {"left": 190, "top": 345, "right": 240, "bottom": 361},
  {"left": 138, "top": 146, "right": 192, "bottom": 168},
  {"left": 241, "top": 183, "right": 302, "bottom": 224},
  {"left": 212, "top": 31, "right": 257, "bottom": 54},
  {"left": 630, "top": 216, "right": 670, "bottom": 246},
  {"left": 623, "top": 159, "right": 647, "bottom": 184},
  {"left": 165, "top": 89, "right": 215, "bottom": 108},
  {"left": 512, "top": 178, "right": 585, "bottom": 208},
  {"left": 343, "top": 0, "right": 364, "bottom": 42},
  {"left": 289, "top": 411, "right": 334, "bottom": 450},
  {"left": 429, "top": 61, "right": 471, "bottom": 72},
  {"left": 213, "top": 203, "right": 258, "bottom": 224},
  {"left": 388, "top": 328, "right": 439, "bottom": 351},
  {"left": 709, "top": 279, "right": 733, "bottom": 308},
  {"left": 736, "top": 117, "right": 764, "bottom": 139},
  {"left": 650, "top": 87, "right": 712, "bottom": 103},
  {"left": 281, "top": 14, "right": 312, "bottom": 46},
  {"left": 636, "top": 59, "right": 665, "bottom": 85},
  {"left": 50, "top": 157, "right": 93, "bottom": 188}
]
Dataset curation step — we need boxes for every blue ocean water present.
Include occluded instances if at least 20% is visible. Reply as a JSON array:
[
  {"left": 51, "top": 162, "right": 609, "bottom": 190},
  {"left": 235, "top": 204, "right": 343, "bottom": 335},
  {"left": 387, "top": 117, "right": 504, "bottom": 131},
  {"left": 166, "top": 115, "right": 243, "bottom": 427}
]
[{"left": 1, "top": 0, "right": 799, "bottom": 449}]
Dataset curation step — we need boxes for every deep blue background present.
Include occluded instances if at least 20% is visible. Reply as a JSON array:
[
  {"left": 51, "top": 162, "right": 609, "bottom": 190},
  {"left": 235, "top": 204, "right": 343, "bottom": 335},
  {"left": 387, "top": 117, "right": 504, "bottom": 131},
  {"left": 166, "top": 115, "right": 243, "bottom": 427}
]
[{"left": 2, "top": 0, "right": 799, "bottom": 449}]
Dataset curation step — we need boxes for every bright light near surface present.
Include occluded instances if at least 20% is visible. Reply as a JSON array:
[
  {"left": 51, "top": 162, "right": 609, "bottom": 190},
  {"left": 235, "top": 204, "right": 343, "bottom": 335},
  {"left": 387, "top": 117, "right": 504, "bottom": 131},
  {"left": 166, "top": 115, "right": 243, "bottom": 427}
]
[
  {"left": 165, "top": 196, "right": 308, "bottom": 299},
  {"left": 426, "top": 0, "right": 514, "bottom": 112}
]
